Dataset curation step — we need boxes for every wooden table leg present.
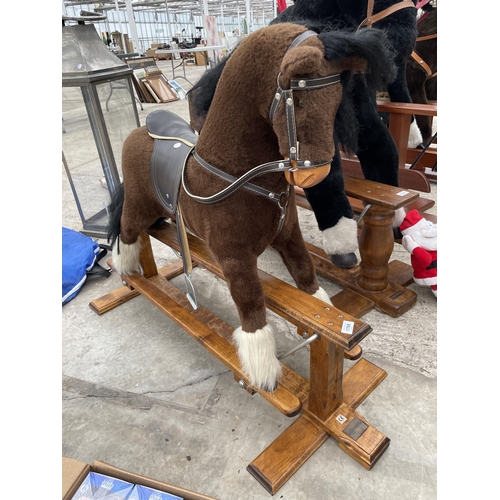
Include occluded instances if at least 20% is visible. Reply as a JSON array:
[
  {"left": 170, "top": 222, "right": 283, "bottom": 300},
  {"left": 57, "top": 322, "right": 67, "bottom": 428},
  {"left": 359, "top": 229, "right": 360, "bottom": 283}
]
[{"left": 358, "top": 205, "right": 395, "bottom": 291}]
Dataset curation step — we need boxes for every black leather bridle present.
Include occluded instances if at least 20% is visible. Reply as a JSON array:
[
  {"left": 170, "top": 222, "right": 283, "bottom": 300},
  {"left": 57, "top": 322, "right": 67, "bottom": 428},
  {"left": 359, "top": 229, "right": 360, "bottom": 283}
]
[{"left": 183, "top": 29, "right": 341, "bottom": 212}]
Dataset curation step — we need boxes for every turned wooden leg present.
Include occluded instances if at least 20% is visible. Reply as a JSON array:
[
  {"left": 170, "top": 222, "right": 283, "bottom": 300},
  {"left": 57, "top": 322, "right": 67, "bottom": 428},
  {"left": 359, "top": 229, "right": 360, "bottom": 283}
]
[{"left": 357, "top": 205, "right": 394, "bottom": 291}]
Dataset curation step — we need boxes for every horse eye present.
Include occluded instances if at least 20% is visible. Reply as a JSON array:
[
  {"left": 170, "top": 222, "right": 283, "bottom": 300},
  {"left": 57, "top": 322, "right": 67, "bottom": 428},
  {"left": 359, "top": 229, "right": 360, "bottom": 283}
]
[{"left": 298, "top": 100, "right": 305, "bottom": 108}]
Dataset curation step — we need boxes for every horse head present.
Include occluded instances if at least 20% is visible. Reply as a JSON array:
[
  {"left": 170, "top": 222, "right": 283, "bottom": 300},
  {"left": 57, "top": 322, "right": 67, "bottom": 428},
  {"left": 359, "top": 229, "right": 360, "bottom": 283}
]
[
  {"left": 269, "top": 26, "right": 395, "bottom": 189},
  {"left": 270, "top": 38, "right": 341, "bottom": 188}
]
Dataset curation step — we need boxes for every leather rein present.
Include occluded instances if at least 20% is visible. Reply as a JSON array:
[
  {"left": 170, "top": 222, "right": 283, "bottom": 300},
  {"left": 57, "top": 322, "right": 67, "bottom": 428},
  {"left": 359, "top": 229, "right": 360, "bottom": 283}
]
[
  {"left": 410, "top": 8, "right": 437, "bottom": 80},
  {"left": 182, "top": 30, "right": 341, "bottom": 232},
  {"left": 357, "top": 0, "right": 416, "bottom": 30},
  {"left": 357, "top": 1, "right": 436, "bottom": 82}
]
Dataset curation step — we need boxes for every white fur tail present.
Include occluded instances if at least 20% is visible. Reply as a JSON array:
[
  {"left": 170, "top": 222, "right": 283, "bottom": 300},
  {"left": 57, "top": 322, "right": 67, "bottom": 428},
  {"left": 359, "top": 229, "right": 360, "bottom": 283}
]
[
  {"left": 233, "top": 323, "right": 282, "bottom": 391},
  {"left": 111, "top": 237, "right": 142, "bottom": 275}
]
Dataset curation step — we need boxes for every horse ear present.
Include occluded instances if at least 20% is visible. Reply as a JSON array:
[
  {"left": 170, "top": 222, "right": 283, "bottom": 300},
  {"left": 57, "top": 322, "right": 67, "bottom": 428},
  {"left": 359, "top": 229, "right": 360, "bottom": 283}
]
[{"left": 279, "top": 45, "right": 324, "bottom": 83}]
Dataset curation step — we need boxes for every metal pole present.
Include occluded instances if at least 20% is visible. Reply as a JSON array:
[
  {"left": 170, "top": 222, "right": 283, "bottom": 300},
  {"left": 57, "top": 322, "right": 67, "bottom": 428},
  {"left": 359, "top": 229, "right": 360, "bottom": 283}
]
[
  {"left": 114, "top": 0, "right": 127, "bottom": 53},
  {"left": 245, "top": 0, "right": 251, "bottom": 33},
  {"left": 202, "top": 0, "right": 209, "bottom": 36},
  {"left": 125, "top": 0, "right": 140, "bottom": 53},
  {"left": 165, "top": 1, "right": 172, "bottom": 43},
  {"left": 278, "top": 333, "right": 319, "bottom": 360}
]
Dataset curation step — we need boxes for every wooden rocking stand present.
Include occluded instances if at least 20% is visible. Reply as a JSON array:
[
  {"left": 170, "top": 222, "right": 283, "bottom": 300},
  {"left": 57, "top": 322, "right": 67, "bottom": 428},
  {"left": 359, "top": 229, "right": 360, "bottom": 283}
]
[
  {"left": 296, "top": 175, "right": 421, "bottom": 318},
  {"left": 90, "top": 218, "right": 392, "bottom": 495}
]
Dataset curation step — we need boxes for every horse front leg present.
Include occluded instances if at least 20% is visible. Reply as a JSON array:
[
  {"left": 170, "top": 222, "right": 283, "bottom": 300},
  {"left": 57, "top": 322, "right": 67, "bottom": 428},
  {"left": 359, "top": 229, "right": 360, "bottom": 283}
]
[
  {"left": 303, "top": 149, "right": 359, "bottom": 268},
  {"left": 218, "top": 255, "right": 282, "bottom": 392},
  {"left": 273, "top": 206, "right": 333, "bottom": 306}
]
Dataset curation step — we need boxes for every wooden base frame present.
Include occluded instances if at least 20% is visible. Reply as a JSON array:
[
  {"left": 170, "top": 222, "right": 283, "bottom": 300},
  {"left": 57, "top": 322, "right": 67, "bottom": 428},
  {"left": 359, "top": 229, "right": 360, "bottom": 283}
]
[
  {"left": 296, "top": 176, "right": 420, "bottom": 318},
  {"left": 90, "top": 220, "right": 391, "bottom": 495}
]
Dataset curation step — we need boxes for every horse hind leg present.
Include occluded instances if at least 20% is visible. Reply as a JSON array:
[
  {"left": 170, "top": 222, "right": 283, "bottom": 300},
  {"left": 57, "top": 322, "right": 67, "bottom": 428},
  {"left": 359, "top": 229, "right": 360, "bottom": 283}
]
[
  {"left": 111, "top": 236, "right": 142, "bottom": 276},
  {"left": 108, "top": 188, "right": 160, "bottom": 276}
]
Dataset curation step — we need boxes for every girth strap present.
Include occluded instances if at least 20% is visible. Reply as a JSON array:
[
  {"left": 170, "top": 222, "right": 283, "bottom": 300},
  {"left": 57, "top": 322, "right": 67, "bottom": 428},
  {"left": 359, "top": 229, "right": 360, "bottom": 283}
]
[{"left": 358, "top": 0, "right": 416, "bottom": 30}]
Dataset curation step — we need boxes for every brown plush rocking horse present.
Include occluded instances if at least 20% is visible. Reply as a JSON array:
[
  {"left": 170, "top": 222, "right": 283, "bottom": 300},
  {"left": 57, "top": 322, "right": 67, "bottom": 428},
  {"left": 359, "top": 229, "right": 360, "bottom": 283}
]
[{"left": 107, "top": 22, "right": 394, "bottom": 391}]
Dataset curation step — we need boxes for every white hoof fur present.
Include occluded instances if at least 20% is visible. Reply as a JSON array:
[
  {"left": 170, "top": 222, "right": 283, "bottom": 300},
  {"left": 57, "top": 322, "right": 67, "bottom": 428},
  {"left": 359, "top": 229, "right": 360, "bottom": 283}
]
[
  {"left": 313, "top": 286, "right": 333, "bottom": 305},
  {"left": 393, "top": 207, "right": 406, "bottom": 228},
  {"left": 322, "top": 217, "right": 358, "bottom": 255},
  {"left": 111, "top": 237, "right": 141, "bottom": 275},
  {"left": 408, "top": 120, "right": 423, "bottom": 148},
  {"left": 233, "top": 323, "right": 282, "bottom": 391}
]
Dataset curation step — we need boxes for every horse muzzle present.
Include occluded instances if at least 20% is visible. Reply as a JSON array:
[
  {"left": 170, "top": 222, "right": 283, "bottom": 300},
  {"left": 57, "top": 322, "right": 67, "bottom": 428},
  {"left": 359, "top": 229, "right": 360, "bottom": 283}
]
[{"left": 284, "top": 159, "right": 331, "bottom": 188}]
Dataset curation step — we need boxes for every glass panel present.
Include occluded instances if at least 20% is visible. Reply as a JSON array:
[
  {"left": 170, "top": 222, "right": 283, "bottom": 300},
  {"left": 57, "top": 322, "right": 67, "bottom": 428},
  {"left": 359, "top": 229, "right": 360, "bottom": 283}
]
[
  {"left": 62, "top": 85, "right": 111, "bottom": 234},
  {"left": 62, "top": 78, "right": 138, "bottom": 237},
  {"left": 95, "top": 77, "right": 139, "bottom": 176}
]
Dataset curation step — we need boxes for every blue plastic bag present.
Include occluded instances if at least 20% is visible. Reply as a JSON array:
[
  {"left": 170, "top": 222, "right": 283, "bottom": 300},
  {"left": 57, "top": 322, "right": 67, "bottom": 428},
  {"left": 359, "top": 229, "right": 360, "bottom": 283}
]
[{"left": 62, "top": 227, "right": 100, "bottom": 305}]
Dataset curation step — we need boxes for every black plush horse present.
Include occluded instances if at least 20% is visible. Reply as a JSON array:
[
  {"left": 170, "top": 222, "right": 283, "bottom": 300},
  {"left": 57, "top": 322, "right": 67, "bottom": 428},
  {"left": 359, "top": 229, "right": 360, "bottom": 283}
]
[
  {"left": 188, "top": 0, "right": 418, "bottom": 268},
  {"left": 406, "top": 0, "right": 437, "bottom": 146}
]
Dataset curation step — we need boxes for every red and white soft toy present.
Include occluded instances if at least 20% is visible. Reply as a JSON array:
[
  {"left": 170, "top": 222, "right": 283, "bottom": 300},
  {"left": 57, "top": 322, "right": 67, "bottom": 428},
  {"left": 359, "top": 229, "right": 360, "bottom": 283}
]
[{"left": 400, "top": 209, "right": 437, "bottom": 297}]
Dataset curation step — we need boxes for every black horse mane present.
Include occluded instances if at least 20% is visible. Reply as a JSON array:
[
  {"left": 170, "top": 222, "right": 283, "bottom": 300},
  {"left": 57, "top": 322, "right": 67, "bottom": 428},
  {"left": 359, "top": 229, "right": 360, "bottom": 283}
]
[{"left": 187, "top": 21, "right": 396, "bottom": 154}]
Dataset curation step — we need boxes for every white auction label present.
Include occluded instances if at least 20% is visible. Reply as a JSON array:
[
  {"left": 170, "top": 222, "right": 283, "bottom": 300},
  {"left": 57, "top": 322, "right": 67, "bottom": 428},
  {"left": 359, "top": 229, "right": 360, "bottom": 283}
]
[
  {"left": 341, "top": 320, "right": 355, "bottom": 334},
  {"left": 396, "top": 190, "right": 410, "bottom": 196}
]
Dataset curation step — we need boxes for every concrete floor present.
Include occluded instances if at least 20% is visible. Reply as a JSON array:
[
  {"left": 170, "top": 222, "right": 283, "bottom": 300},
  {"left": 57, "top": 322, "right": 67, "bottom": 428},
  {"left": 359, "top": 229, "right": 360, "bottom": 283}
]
[{"left": 62, "top": 60, "right": 438, "bottom": 499}]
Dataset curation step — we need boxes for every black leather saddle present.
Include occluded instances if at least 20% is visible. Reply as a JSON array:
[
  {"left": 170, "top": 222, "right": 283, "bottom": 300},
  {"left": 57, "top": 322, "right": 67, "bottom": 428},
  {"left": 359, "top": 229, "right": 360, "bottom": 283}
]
[{"left": 147, "top": 109, "right": 199, "bottom": 214}]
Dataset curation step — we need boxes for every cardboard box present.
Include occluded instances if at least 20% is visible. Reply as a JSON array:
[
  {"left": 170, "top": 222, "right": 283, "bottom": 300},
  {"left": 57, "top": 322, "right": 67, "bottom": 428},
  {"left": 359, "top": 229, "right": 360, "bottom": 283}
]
[
  {"left": 62, "top": 457, "right": 219, "bottom": 500},
  {"left": 194, "top": 51, "right": 208, "bottom": 66}
]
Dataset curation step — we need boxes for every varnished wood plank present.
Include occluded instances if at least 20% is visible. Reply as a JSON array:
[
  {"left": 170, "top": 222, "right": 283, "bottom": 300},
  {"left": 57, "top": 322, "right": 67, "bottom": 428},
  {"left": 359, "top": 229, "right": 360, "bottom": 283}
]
[
  {"left": 259, "top": 273, "right": 370, "bottom": 350},
  {"left": 296, "top": 175, "right": 420, "bottom": 210},
  {"left": 344, "top": 175, "right": 419, "bottom": 209},
  {"left": 305, "top": 241, "right": 417, "bottom": 318},
  {"left": 387, "top": 260, "right": 415, "bottom": 287},
  {"left": 147, "top": 221, "right": 371, "bottom": 350},
  {"left": 330, "top": 289, "right": 375, "bottom": 319},
  {"left": 330, "top": 289, "right": 373, "bottom": 360},
  {"left": 123, "top": 272, "right": 303, "bottom": 417},
  {"left": 89, "top": 260, "right": 188, "bottom": 315},
  {"left": 279, "top": 364, "right": 310, "bottom": 404},
  {"left": 295, "top": 175, "right": 420, "bottom": 211},
  {"left": 342, "top": 358, "right": 387, "bottom": 409},
  {"left": 247, "top": 414, "right": 329, "bottom": 495},
  {"left": 406, "top": 148, "right": 437, "bottom": 169},
  {"left": 304, "top": 240, "right": 361, "bottom": 280},
  {"left": 308, "top": 337, "right": 344, "bottom": 421},
  {"left": 89, "top": 285, "right": 141, "bottom": 315},
  {"left": 376, "top": 100, "right": 437, "bottom": 116},
  {"left": 305, "top": 402, "right": 390, "bottom": 470},
  {"left": 340, "top": 157, "right": 432, "bottom": 193}
]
